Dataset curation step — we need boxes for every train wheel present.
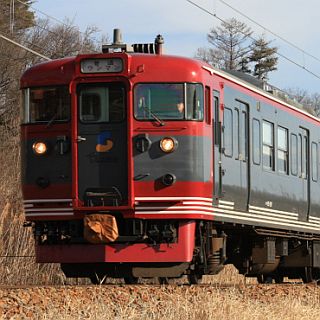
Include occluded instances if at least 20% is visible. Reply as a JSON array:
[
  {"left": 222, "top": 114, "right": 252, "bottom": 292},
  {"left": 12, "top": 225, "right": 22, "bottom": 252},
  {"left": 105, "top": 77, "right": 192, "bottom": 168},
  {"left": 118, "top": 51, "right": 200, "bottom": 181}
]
[
  {"left": 257, "top": 275, "right": 273, "bottom": 284},
  {"left": 90, "top": 275, "right": 107, "bottom": 285},
  {"left": 124, "top": 276, "right": 139, "bottom": 284},
  {"left": 274, "top": 274, "right": 284, "bottom": 284},
  {"left": 187, "top": 273, "right": 203, "bottom": 285},
  {"left": 158, "top": 277, "right": 172, "bottom": 285},
  {"left": 301, "top": 267, "right": 320, "bottom": 283}
]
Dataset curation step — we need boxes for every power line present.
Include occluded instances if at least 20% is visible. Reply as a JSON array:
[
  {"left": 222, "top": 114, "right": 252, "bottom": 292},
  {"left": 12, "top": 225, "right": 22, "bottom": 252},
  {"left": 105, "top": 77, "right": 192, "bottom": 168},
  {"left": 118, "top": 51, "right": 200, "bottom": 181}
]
[
  {"left": 218, "top": 0, "right": 320, "bottom": 64},
  {"left": 186, "top": 0, "right": 320, "bottom": 81},
  {"left": 16, "top": 0, "right": 98, "bottom": 53},
  {"left": 0, "top": 32, "right": 51, "bottom": 61},
  {"left": 16, "top": 0, "right": 74, "bottom": 30},
  {"left": 17, "top": 0, "right": 92, "bottom": 38}
]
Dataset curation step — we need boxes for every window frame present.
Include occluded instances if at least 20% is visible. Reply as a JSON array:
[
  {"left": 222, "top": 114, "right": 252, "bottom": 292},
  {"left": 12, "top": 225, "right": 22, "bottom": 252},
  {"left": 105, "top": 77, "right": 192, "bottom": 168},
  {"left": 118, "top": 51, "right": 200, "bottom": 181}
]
[
  {"left": 22, "top": 85, "right": 71, "bottom": 124},
  {"left": 223, "top": 107, "right": 233, "bottom": 158},
  {"left": 262, "top": 120, "right": 275, "bottom": 171},
  {"left": 290, "top": 133, "right": 298, "bottom": 176},
  {"left": 78, "top": 83, "right": 126, "bottom": 124},
  {"left": 133, "top": 82, "right": 204, "bottom": 122},
  {"left": 311, "top": 142, "right": 318, "bottom": 182},
  {"left": 252, "top": 118, "right": 261, "bottom": 165},
  {"left": 277, "top": 126, "right": 289, "bottom": 175}
]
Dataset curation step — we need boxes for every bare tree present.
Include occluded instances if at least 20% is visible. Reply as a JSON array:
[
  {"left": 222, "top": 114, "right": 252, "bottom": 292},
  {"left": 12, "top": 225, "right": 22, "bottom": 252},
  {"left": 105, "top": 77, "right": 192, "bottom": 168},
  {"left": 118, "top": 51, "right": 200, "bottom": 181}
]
[
  {"left": 285, "top": 87, "right": 320, "bottom": 116},
  {"left": 206, "top": 18, "right": 252, "bottom": 70},
  {"left": 24, "top": 18, "right": 103, "bottom": 64},
  {"left": 194, "top": 47, "right": 225, "bottom": 68},
  {"left": 0, "top": 16, "right": 106, "bottom": 198}
]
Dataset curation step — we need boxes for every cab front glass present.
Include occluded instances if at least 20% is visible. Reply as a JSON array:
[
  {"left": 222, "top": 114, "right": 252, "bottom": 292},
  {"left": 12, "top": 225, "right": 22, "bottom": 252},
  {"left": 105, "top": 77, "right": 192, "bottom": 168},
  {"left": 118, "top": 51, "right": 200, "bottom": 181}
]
[
  {"left": 134, "top": 83, "right": 204, "bottom": 121},
  {"left": 22, "top": 86, "right": 70, "bottom": 124},
  {"left": 78, "top": 83, "right": 125, "bottom": 123}
]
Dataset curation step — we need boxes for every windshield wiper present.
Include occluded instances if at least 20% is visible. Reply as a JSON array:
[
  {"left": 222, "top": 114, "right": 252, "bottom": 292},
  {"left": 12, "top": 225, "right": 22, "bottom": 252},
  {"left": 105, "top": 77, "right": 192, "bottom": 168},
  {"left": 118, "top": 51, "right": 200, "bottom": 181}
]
[
  {"left": 45, "top": 112, "right": 58, "bottom": 128},
  {"left": 142, "top": 106, "right": 165, "bottom": 126}
]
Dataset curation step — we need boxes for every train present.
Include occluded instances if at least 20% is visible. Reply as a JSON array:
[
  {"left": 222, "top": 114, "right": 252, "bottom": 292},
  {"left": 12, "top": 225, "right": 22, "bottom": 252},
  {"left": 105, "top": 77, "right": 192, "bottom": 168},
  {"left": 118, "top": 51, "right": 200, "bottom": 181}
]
[{"left": 20, "top": 29, "right": 320, "bottom": 284}]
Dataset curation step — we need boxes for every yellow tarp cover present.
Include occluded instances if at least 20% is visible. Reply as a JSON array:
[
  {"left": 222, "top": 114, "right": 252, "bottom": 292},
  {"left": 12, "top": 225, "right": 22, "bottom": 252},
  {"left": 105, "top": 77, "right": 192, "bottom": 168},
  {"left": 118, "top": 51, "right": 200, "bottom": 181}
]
[{"left": 84, "top": 214, "right": 119, "bottom": 244}]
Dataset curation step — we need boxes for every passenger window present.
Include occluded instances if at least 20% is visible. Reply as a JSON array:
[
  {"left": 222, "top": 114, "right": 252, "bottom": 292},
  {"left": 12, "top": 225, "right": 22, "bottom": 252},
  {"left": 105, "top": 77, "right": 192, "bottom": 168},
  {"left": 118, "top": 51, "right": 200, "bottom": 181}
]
[
  {"left": 223, "top": 108, "right": 233, "bottom": 157},
  {"left": 205, "top": 86, "right": 211, "bottom": 124},
  {"left": 312, "top": 142, "right": 318, "bottom": 181},
  {"left": 252, "top": 119, "right": 261, "bottom": 165},
  {"left": 262, "top": 120, "right": 274, "bottom": 170},
  {"left": 300, "top": 131, "right": 308, "bottom": 179},
  {"left": 277, "top": 126, "right": 289, "bottom": 174},
  {"left": 290, "top": 134, "right": 298, "bottom": 176},
  {"left": 214, "top": 96, "right": 220, "bottom": 145},
  {"left": 234, "top": 108, "right": 239, "bottom": 159},
  {"left": 240, "top": 109, "right": 248, "bottom": 162}
]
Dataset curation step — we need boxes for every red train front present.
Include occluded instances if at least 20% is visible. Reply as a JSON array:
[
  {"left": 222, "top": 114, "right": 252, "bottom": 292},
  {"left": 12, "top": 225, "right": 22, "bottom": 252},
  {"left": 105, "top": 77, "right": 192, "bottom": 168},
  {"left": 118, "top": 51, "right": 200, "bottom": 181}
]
[{"left": 20, "top": 32, "right": 223, "bottom": 283}]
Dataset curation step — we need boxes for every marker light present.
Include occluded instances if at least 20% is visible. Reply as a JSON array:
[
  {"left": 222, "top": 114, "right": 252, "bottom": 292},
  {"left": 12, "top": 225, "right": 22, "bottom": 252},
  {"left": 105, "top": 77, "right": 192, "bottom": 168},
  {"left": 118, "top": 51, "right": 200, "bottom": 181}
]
[
  {"left": 162, "top": 173, "right": 177, "bottom": 186},
  {"left": 159, "top": 137, "right": 177, "bottom": 153},
  {"left": 32, "top": 142, "right": 47, "bottom": 155}
]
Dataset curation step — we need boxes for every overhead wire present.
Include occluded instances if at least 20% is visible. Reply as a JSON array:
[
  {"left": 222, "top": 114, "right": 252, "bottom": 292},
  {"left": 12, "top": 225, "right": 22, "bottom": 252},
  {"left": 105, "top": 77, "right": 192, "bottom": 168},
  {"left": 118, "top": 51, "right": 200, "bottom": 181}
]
[
  {"left": 15, "top": 0, "right": 98, "bottom": 53},
  {"left": 186, "top": 0, "right": 320, "bottom": 81},
  {"left": 218, "top": 0, "right": 320, "bottom": 64},
  {"left": 16, "top": 0, "right": 77, "bottom": 31},
  {"left": 0, "top": 32, "right": 51, "bottom": 60}
]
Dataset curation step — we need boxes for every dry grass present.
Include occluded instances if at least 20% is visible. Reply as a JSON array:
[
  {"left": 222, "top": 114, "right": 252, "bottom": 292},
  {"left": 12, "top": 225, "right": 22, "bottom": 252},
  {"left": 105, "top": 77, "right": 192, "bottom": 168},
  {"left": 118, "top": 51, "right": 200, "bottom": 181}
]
[
  {"left": 1, "top": 138, "right": 320, "bottom": 320},
  {"left": 0, "top": 140, "right": 67, "bottom": 286},
  {"left": 1, "top": 282, "right": 320, "bottom": 319}
]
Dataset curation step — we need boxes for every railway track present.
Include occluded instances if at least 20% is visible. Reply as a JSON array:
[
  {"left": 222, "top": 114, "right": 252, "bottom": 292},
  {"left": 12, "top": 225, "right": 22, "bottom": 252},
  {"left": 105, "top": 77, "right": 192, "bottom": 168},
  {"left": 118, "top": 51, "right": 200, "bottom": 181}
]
[{"left": 0, "top": 281, "right": 310, "bottom": 290}]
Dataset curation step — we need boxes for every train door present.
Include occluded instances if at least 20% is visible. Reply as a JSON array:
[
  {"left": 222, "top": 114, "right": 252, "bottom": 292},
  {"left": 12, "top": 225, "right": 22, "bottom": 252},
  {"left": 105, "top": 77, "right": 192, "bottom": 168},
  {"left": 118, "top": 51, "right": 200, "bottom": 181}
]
[
  {"left": 234, "top": 100, "right": 250, "bottom": 211},
  {"left": 213, "top": 91, "right": 222, "bottom": 199},
  {"left": 76, "top": 82, "right": 128, "bottom": 206},
  {"left": 221, "top": 94, "right": 249, "bottom": 211},
  {"left": 298, "top": 127, "right": 310, "bottom": 221}
]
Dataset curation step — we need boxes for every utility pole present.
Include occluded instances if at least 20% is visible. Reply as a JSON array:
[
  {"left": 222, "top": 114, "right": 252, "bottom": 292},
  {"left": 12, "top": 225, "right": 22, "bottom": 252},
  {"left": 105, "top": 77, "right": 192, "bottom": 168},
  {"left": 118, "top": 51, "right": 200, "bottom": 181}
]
[{"left": 10, "top": 0, "right": 15, "bottom": 34}]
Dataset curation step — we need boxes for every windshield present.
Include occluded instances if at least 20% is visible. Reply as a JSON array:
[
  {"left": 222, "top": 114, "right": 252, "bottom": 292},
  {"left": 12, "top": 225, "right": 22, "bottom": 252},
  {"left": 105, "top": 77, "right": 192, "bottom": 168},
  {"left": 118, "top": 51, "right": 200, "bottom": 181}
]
[
  {"left": 134, "top": 83, "right": 203, "bottom": 121},
  {"left": 78, "top": 84, "right": 125, "bottom": 123},
  {"left": 22, "top": 86, "right": 70, "bottom": 124}
]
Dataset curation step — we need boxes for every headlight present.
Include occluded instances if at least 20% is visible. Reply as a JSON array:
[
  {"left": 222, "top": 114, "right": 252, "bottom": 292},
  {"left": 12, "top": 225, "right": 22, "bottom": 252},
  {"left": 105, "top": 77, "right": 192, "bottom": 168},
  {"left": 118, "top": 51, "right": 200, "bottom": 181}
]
[
  {"left": 32, "top": 141, "right": 47, "bottom": 155},
  {"left": 159, "top": 137, "right": 177, "bottom": 153}
]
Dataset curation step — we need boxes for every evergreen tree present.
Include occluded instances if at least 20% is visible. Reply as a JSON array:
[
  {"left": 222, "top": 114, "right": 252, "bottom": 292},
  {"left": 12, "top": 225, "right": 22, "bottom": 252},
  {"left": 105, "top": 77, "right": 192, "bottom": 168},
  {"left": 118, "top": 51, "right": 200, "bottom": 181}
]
[
  {"left": 195, "top": 21, "right": 279, "bottom": 80},
  {"left": 237, "top": 56, "right": 251, "bottom": 74},
  {"left": 0, "top": 0, "right": 35, "bottom": 37},
  {"left": 249, "top": 35, "right": 278, "bottom": 80}
]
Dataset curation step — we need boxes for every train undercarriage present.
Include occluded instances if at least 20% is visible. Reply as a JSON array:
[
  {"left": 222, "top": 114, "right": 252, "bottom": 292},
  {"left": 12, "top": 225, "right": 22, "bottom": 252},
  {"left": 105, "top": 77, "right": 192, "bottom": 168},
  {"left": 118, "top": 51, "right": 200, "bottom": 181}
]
[{"left": 32, "top": 218, "right": 320, "bottom": 285}]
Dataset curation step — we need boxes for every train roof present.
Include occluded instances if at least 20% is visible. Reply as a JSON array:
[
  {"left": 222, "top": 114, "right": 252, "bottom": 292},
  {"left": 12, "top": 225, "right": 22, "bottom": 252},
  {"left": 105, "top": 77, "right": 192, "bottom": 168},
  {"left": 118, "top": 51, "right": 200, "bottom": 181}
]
[
  {"left": 20, "top": 52, "right": 207, "bottom": 87},
  {"left": 20, "top": 51, "right": 317, "bottom": 124}
]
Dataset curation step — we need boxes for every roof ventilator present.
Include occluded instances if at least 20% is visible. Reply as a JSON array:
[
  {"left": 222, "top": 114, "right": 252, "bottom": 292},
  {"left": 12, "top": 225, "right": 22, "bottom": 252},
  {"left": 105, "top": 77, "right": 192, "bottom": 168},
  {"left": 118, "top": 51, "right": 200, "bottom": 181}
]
[{"left": 102, "top": 29, "right": 164, "bottom": 55}]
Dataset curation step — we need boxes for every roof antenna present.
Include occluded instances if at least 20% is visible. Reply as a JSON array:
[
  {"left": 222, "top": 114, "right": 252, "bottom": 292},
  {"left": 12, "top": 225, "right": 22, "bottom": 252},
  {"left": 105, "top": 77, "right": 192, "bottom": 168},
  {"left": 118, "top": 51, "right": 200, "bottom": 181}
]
[
  {"left": 102, "top": 28, "right": 132, "bottom": 53},
  {"left": 113, "top": 28, "right": 122, "bottom": 45}
]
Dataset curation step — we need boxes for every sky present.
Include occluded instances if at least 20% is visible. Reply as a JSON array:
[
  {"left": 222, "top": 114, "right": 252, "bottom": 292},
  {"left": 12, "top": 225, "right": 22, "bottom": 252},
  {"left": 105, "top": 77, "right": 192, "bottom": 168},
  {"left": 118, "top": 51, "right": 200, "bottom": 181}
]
[{"left": 32, "top": 0, "right": 320, "bottom": 93}]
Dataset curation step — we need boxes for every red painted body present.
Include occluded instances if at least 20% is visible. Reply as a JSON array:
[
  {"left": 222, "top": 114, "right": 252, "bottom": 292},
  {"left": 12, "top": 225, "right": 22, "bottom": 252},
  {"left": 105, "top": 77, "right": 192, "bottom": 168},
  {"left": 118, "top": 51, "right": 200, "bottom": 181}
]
[
  {"left": 21, "top": 49, "right": 318, "bottom": 268},
  {"left": 21, "top": 53, "right": 216, "bottom": 220},
  {"left": 36, "top": 221, "right": 195, "bottom": 263}
]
